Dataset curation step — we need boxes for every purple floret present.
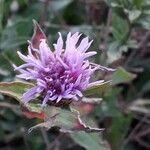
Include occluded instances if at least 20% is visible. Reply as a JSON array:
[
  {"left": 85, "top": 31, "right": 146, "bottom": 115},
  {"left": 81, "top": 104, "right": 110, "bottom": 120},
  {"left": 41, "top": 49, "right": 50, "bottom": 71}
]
[{"left": 14, "top": 32, "right": 103, "bottom": 106}]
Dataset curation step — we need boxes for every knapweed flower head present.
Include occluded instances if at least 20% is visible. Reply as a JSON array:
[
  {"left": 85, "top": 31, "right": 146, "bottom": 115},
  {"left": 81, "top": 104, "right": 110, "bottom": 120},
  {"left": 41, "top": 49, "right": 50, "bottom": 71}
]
[{"left": 14, "top": 21, "right": 104, "bottom": 106}]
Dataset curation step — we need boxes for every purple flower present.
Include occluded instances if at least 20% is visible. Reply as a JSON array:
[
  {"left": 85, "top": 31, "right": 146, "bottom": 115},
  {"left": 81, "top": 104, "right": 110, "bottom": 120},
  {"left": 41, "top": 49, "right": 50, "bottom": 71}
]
[{"left": 14, "top": 22, "right": 104, "bottom": 106}]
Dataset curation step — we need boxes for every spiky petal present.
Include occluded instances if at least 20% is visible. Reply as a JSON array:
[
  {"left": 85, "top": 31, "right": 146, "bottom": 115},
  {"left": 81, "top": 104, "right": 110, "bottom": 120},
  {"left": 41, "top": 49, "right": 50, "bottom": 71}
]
[{"left": 14, "top": 26, "right": 104, "bottom": 106}]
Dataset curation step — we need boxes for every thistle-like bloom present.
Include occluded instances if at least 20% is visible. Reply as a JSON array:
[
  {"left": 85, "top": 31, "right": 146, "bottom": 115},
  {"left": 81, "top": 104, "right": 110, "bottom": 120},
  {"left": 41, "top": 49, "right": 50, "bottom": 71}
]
[{"left": 14, "top": 24, "right": 104, "bottom": 106}]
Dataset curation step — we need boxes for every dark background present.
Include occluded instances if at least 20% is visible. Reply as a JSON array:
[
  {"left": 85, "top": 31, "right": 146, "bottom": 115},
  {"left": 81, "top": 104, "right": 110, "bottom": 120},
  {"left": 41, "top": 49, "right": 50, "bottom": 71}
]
[{"left": 0, "top": 0, "right": 150, "bottom": 150}]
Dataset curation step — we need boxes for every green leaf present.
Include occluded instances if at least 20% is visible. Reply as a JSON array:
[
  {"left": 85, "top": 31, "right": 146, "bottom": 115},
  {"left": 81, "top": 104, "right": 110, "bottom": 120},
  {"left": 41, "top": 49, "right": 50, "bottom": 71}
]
[
  {"left": 133, "top": 0, "right": 144, "bottom": 7},
  {"left": 49, "top": 0, "right": 73, "bottom": 12},
  {"left": 106, "top": 114, "right": 132, "bottom": 150},
  {"left": 83, "top": 81, "right": 111, "bottom": 96},
  {"left": 0, "top": 67, "right": 9, "bottom": 76},
  {"left": 108, "top": 41, "right": 127, "bottom": 63},
  {"left": 0, "top": 0, "right": 4, "bottom": 33},
  {"left": 28, "top": 106, "right": 102, "bottom": 133},
  {"left": 112, "top": 13, "right": 129, "bottom": 43},
  {"left": 0, "top": 81, "right": 33, "bottom": 102},
  {"left": 0, "top": 36, "right": 28, "bottom": 49},
  {"left": 137, "top": 10, "right": 150, "bottom": 29},
  {"left": 0, "top": 18, "right": 30, "bottom": 50},
  {"left": 62, "top": 1, "right": 85, "bottom": 25},
  {"left": 70, "top": 132, "right": 108, "bottom": 150},
  {"left": 140, "top": 81, "right": 150, "bottom": 96},
  {"left": 128, "top": 10, "right": 141, "bottom": 22},
  {"left": 112, "top": 67, "right": 136, "bottom": 85},
  {"left": 25, "top": 103, "right": 43, "bottom": 113},
  {"left": 55, "top": 107, "right": 78, "bottom": 128}
]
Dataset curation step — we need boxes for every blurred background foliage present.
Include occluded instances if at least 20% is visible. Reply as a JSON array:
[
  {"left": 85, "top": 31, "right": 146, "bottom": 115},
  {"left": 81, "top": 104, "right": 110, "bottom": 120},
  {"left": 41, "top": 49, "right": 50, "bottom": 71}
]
[{"left": 0, "top": 0, "right": 150, "bottom": 150}]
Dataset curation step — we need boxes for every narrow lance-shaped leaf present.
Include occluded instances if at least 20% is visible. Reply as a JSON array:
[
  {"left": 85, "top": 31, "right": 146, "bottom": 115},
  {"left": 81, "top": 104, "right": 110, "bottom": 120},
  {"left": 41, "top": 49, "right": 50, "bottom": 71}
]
[
  {"left": 112, "top": 67, "right": 136, "bottom": 85},
  {"left": 0, "top": 81, "right": 33, "bottom": 102},
  {"left": 83, "top": 81, "right": 111, "bottom": 96},
  {"left": 0, "top": 81, "right": 46, "bottom": 119}
]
